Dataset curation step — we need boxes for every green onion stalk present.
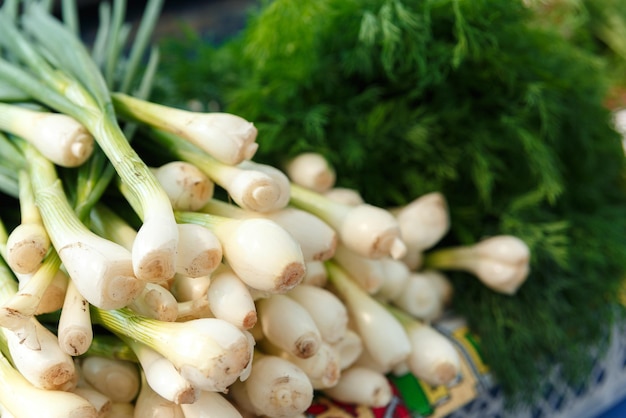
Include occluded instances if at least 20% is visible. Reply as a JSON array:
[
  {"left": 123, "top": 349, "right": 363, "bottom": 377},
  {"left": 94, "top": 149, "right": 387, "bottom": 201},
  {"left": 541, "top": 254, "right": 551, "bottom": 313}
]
[
  {"left": 19, "top": 138, "right": 145, "bottom": 309},
  {"left": 0, "top": 350, "right": 97, "bottom": 418},
  {"left": 174, "top": 210, "right": 305, "bottom": 294},
  {"left": 0, "top": 222, "right": 39, "bottom": 350},
  {"left": 91, "top": 306, "right": 252, "bottom": 393},
  {"left": 148, "top": 128, "right": 290, "bottom": 213},
  {"left": 0, "top": 3, "right": 177, "bottom": 284},
  {"left": 5, "top": 170, "right": 51, "bottom": 275}
]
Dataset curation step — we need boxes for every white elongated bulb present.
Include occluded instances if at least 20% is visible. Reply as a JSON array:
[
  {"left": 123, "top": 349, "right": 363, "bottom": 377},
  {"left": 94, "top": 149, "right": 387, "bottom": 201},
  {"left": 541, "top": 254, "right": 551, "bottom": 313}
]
[
  {"left": 257, "top": 294, "right": 322, "bottom": 359},
  {"left": 285, "top": 152, "right": 336, "bottom": 193},
  {"left": 287, "top": 284, "right": 348, "bottom": 344},
  {"left": 242, "top": 355, "right": 314, "bottom": 418},
  {"left": 207, "top": 266, "right": 257, "bottom": 330},
  {"left": 392, "top": 272, "right": 443, "bottom": 321},
  {"left": 180, "top": 390, "right": 242, "bottom": 418},
  {"left": 405, "top": 323, "right": 461, "bottom": 386},
  {"left": 175, "top": 223, "right": 222, "bottom": 278},
  {"left": 152, "top": 161, "right": 214, "bottom": 211},
  {"left": 327, "top": 262, "right": 411, "bottom": 370},
  {"left": 4, "top": 318, "right": 76, "bottom": 391},
  {"left": 214, "top": 218, "right": 305, "bottom": 293},
  {"left": 322, "top": 366, "right": 392, "bottom": 408},
  {"left": 81, "top": 356, "right": 140, "bottom": 403}
]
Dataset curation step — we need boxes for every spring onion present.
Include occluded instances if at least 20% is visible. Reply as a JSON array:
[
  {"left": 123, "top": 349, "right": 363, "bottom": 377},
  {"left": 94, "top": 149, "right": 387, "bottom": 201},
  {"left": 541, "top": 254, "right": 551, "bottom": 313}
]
[
  {"left": 392, "top": 192, "right": 450, "bottom": 270},
  {"left": 284, "top": 152, "right": 336, "bottom": 193},
  {"left": 0, "top": 351, "right": 97, "bottom": 418},
  {"left": 127, "top": 282, "right": 178, "bottom": 322},
  {"left": 134, "top": 374, "right": 185, "bottom": 418},
  {"left": 121, "top": 336, "right": 196, "bottom": 404},
  {"left": 286, "top": 283, "right": 348, "bottom": 344},
  {"left": 174, "top": 223, "right": 222, "bottom": 278},
  {"left": 112, "top": 92, "right": 258, "bottom": 165},
  {"left": 72, "top": 385, "right": 112, "bottom": 417},
  {"left": 332, "top": 244, "right": 386, "bottom": 294},
  {"left": 301, "top": 260, "right": 328, "bottom": 287},
  {"left": 80, "top": 356, "right": 140, "bottom": 403},
  {"left": 330, "top": 328, "right": 363, "bottom": 370},
  {"left": 175, "top": 296, "right": 213, "bottom": 322},
  {"left": 30, "top": 267, "right": 68, "bottom": 315},
  {"left": 421, "top": 269, "right": 454, "bottom": 307},
  {"left": 57, "top": 279, "right": 93, "bottom": 356},
  {"left": 201, "top": 199, "right": 337, "bottom": 262},
  {"left": 151, "top": 161, "right": 214, "bottom": 211},
  {"left": 261, "top": 339, "right": 341, "bottom": 389},
  {"left": 326, "top": 261, "right": 411, "bottom": 370},
  {"left": 22, "top": 141, "right": 145, "bottom": 308},
  {"left": 237, "top": 159, "right": 291, "bottom": 209},
  {"left": 289, "top": 183, "right": 406, "bottom": 259},
  {"left": 323, "top": 187, "right": 365, "bottom": 206},
  {"left": 148, "top": 128, "right": 286, "bottom": 213},
  {"left": 390, "top": 272, "right": 444, "bottom": 322},
  {"left": 0, "top": 251, "right": 62, "bottom": 345},
  {"left": 0, "top": 317, "right": 76, "bottom": 391},
  {"left": 0, "top": 102, "right": 94, "bottom": 168},
  {"left": 388, "top": 305, "right": 461, "bottom": 386},
  {"left": 374, "top": 257, "right": 411, "bottom": 302},
  {"left": 6, "top": 170, "right": 50, "bottom": 274},
  {"left": 207, "top": 264, "right": 257, "bottom": 330},
  {"left": 175, "top": 211, "right": 305, "bottom": 293},
  {"left": 170, "top": 273, "right": 212, "bottom": 303},
  {"left": 92, "top": 307, "right": 252, "bottom": 392},
  {"left": 0, "top": 6, "right": 179, "bottom": 284},
  {"left": 322, "top": 366, "right": 392, "bottom": 408},
  {"left": 0, "top": 252, "right": 38, "bottom": 350},
  {"left": 256, "top": 294, "right": 322, "bottom": 359},
  {"left": 229, "top": 353, "right": 314, "bottom": 418},
  {"left": 180, "top": 390, "right": 243, "bottom": 418},
  {"left": 423, "top": 235, "right": 531, "bottom": 295}
]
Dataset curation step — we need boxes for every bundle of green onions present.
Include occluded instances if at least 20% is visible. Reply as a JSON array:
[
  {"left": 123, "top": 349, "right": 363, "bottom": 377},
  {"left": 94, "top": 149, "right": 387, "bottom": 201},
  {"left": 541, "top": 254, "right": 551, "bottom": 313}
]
[{"left": 0, "top": 0, "right": 534, "bottom": 416}]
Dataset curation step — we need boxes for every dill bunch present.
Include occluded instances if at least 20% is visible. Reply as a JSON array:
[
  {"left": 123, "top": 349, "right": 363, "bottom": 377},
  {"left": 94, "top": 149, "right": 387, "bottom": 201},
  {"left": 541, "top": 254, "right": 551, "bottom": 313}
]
[{"left": 154, "top": 0, "right": 626, "bottom": 407}]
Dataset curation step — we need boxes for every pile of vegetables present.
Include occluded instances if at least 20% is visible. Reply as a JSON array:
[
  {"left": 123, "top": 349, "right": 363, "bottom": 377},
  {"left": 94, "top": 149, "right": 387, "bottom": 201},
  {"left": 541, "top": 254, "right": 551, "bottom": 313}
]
[
  {"left": 0, "top": 0, "right": 539, "bottom": 417},
  {"left": 153, "top": 0, "right": 626, "bottom": 407}
]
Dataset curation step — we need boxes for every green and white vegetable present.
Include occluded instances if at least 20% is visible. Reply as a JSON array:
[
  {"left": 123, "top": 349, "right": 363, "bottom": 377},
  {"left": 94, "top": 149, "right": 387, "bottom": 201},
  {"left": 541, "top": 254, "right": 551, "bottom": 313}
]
[
  {"left": 322, "top": 366, "right": 392, "bottom": 408},
  {"left": 1, "top": 317, "right": 76, "bottom": 391},
  {"left": 207, "top": 264, "right": 257, "bottom": 330},
  {"left": 112, "top": 92, "right": 258, "bottom": 166},
  {"left": 80, "top": 356, "right": 140, "bottom": 403},
  {"left": 151, "top": 161, "right": 215, "bottom": 211},
  {"left": 256, "top": 294, "right": 322, "bottom": 359},
  {"left": 0, "top": 351, "right": 97, "bottom": 418},
  {"left": 6, "top": 171, "right": 50, "bottom": 274},
  {"left": 0, "top": 103, "right": 94, "bottom": 168},
  {"left": 290, "top": 184, "right": 406, "bottom": 260},
  {"left": 424, "top": 235, "right": 531, "bottom": 295},
  {"left": 284, "top": 152, "right": 336, "bottom": 193},
  {"left": 134, "top": 373, "right": 185, "bottom": 418},
  {"left": 180, "top": 390, "right": 243, "bottom": 418},
  {"left": 176, "top": 211, "right": 305, "bottom": 293},
  {"left": 229, "top": 353, "right": 314, "bottom": 418},
  {"left": 392, "top": 192, "right": 450, "bottom": 270},
  {"left": 57, "top": 279, "right": 93, "bottom": 356},
  {"left": 92, "top": 307, "right": 252, "bottom": 392},
  {"left": 326, "top": 261, "right": 411, "bottom": 370},
  {"left": 286, "top": 284, "right": 348, "bottom": 344}
]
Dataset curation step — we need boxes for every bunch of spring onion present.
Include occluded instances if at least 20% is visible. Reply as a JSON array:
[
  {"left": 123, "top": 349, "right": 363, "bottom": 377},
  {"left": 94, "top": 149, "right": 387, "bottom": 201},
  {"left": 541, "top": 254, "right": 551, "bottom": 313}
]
[{"left": 0, "top": 0, "right": 532, "bottom": 416}]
